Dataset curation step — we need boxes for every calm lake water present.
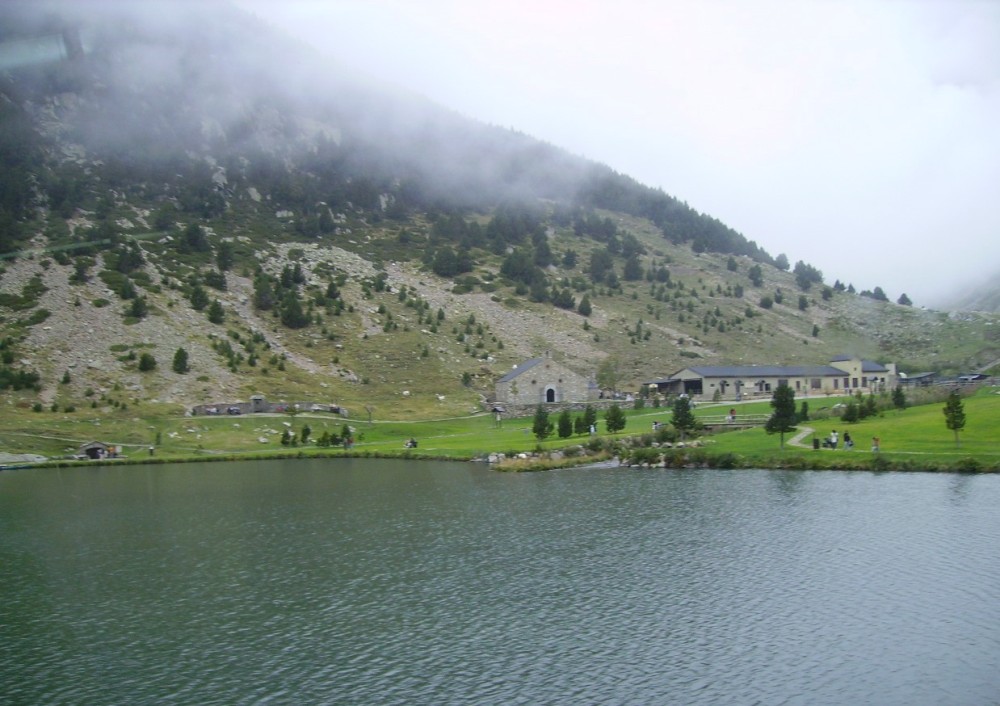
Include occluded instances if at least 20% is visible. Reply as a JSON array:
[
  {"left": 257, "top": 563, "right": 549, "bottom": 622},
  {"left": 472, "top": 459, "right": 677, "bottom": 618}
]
[{"left": 2, "top": 459, "right": 999, "bottom": 705}]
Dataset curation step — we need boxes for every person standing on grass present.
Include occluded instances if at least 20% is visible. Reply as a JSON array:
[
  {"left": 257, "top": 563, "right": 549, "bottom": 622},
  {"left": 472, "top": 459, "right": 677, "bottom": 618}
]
[{"left": 871, "top": 436, "right": 880, "bottom": 453}]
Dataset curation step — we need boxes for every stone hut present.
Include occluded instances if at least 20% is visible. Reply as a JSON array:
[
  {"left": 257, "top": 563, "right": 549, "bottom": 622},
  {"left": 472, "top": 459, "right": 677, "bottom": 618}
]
[
  {"left": 78, "top": 441, "right": 117, "bottom": 460},
  {"left": 495, "top": 352, "right": 596, "bottom": 406}
]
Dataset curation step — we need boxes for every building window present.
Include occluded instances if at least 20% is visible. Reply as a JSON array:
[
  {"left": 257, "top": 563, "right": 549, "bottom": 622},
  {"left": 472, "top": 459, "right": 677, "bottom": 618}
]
[{"left": 811, "top": 378, "right": 821, "bottom": 389}]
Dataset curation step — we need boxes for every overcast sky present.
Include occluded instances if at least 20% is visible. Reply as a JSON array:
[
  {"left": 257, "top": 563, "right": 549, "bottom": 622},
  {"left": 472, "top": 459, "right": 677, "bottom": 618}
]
[{"left": 236, "top": 0, "right": 999, "bottom": 306}]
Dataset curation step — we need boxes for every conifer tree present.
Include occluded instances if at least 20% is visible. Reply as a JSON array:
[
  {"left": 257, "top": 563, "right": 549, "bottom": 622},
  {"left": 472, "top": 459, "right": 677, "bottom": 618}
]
[
  {"left": 557, "top": 409, "right": 573, "bottom": 439},
  {"left": 765, "top": 384, "right": 797, "bottom": 448},
  {"left": 670, "top": 396, "right": 696, "bottom": 440},
  {"left": 892, "top": 386, "right": 906, "bottom": 410},
  {"left": 532, "top": 405, "right": 553, "bottom": 441},
  {"left": 172, "top": 348, "right": 190, "bottom": 374},
  {"left": 207, "top": 299, "right": 225, "bottom": 324},
  {"left": 943, "top": 390, "right": 966, "bottom": 448},
  {"left": 605, "top": 404, "right": 627, "bottom": 435}
]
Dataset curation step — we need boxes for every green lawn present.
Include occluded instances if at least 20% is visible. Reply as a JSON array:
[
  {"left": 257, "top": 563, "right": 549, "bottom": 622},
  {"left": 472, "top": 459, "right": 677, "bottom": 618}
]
[{"left": 1, "top": 387, "right": 997, "bottom": 472}]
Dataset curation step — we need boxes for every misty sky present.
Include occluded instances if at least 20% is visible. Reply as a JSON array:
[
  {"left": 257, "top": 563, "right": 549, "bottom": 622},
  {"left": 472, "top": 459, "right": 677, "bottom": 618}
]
[{"left": 236, "top": 0, "right": 1000, "bottom": 306}]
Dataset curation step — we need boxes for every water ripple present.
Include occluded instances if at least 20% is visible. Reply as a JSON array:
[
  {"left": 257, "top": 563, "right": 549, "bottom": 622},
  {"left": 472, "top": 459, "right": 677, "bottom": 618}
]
[{"left": 2, "top": 463, "right": 999, "bottom": 704}]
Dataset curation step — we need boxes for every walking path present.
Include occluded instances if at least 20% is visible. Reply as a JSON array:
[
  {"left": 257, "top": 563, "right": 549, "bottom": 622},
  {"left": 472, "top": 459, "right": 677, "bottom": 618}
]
[{"left": 788, "top": 425, "right": 815, "bottom": 448}]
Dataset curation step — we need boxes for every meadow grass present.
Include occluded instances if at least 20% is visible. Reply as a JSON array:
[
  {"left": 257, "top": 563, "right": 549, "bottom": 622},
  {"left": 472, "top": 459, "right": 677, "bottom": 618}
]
[{"left": 1, "top": 387, "right": 996, "bottom": 472}]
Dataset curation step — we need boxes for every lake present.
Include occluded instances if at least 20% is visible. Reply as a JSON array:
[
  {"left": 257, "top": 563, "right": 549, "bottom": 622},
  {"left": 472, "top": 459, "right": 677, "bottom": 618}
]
[{"left": 2, "top": 460, "right": 999, "bottom": 704}]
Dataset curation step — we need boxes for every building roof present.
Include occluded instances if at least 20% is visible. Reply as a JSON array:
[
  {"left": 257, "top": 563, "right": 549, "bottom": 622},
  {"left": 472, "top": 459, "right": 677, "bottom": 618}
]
[
  {"left": 647, "top": 365, "right": 848, "bottom": 383},
  {"left": 497, "top": 357, "right": 545, "bottom": 383},
  {"left": 830, "top": 355, "right": 889, "bottom": 372},
  {"left": 78, "top": 440, "right": 110, "bottom": 450},
  {"left": 646, "top": 357, "right": 894, "bottom": 385}
]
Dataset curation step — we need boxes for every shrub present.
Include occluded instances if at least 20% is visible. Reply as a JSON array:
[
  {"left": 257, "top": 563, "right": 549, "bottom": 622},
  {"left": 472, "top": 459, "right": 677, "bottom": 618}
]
[
  {"left": 713, "top": 452, "right": 740, "bottom": 469},
  {"left": 628, "top": 447, "right": 662, "bottom": 466},
  {"left": 956, "top": 457, "right": 982, "bottom": 473},
  {"left": 23, "top": 309, "right": 51, "bottom": 326},
  {"left": 585, "top": 437, "right": 605, "bottom": 453}
]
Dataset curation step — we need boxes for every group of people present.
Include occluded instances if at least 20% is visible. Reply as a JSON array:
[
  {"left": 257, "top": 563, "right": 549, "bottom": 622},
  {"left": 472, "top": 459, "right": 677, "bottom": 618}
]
[{"left": 823, "top": 429, "right": 880, "bottom": 452}]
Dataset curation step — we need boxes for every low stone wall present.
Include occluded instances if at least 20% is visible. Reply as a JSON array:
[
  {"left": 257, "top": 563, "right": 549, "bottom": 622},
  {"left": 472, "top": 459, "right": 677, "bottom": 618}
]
[
  {"left": 191, "top": 400, "right": 347, "bottom": 416},
  {"left": 486, "top": 399, "right": 641, "bottom": 419}
]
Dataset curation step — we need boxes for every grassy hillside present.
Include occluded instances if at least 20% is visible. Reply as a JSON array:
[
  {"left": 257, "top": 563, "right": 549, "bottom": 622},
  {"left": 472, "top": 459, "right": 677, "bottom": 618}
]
[
  {"left": 1, "top": 0, "right": 998, "bottom": 430},
  {"left": 2, "top": 193, "right": 999, "bottom": 423}
]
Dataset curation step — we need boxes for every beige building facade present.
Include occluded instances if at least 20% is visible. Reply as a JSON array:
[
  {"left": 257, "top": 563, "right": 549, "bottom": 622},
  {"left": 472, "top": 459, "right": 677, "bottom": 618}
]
[{"left": 647, "top": 356, "right": 897, "bottom": 401}]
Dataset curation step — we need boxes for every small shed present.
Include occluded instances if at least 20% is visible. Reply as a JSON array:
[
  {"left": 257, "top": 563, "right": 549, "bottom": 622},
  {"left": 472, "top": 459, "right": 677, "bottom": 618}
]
[{"left": 78, "top": 441, "right": 116, "bottom": 460}]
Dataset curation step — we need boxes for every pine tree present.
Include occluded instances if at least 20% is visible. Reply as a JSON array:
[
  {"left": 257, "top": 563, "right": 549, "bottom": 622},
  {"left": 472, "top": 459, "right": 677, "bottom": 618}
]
[
  {"left": 172, "top": 348, "right": 190, "bottom": 374},
  {"left": 127, "top": 296, "right": 148, "bottom": 319},
  {"left": 532, "top": 405, "right": 553, "bottom": 441},
  {"left": 207, "top": 299, "right": 225, "bottom": 324},
  {"left": 605, "top": 404, "right": 627, "bottom": 435},
  {"left": 216, "top": 241, "right": 234, "bottom": 271},
  {"left": 557, "top": 409, "right": 573, "bottom": 438},
  {"left": 280, "top": 290, "right": 310, "bottom": 329},
  {"left": 765, "top": 384, "right": 797, "bottom": 448},
  {"left": 892, "top": 386, "right": 906, "bottom": 410},
  {"left": 190, "top": 285, "right": 209, "bottom": 311},
  {"left": 943, "top": 390, "right": 966, "bottom": 448},
  {"left": 670, "top": 396, "right": 696, "bottom": 440},
  {"left": 253, "top": 273, "right": 275, "bottom": 310},
  {"left": 863, "top": 393, "right": 877, "bottom": 418}
]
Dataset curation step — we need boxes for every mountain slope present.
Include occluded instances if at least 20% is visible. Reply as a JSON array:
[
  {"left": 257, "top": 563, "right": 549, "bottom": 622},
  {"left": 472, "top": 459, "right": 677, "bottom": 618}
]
[
  {"left": 936, "top": 271, "right": 1000, "bottom": 314},
  {"left": 0, "top": 0, "right": 997, "bottom": 420}
]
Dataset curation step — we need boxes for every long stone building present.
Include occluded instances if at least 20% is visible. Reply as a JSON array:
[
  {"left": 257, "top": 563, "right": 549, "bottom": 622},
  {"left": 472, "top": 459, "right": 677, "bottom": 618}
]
[{"left": 646, "top": 355, "right": 897, "bottom": 401}]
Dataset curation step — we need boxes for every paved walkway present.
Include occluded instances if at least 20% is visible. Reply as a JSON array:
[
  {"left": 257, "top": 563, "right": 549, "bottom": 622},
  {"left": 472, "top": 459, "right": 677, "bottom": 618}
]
[{"left": 788, "top": 425, "right": 815, "bottom": 449}]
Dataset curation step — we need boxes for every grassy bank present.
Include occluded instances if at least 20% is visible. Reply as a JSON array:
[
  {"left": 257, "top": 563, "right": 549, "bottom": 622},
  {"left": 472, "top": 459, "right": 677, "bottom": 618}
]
[{"left": 1, "top": 387, "right": 997, "bottom": 473}]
